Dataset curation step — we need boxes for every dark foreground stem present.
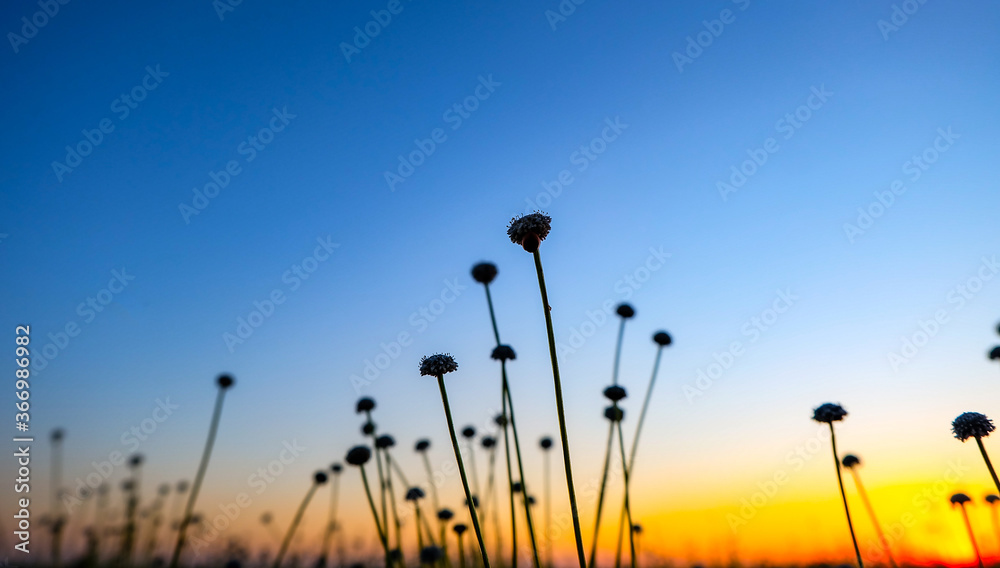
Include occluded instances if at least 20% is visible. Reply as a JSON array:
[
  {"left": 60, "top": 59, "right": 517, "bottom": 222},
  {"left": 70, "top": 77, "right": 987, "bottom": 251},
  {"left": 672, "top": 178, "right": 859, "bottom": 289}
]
[
  {"left": 360, "top": 467, "right": 391, "bottom": 567},
  {"left": 504, "top": 363, "right": 541, "bottom": 568},
  {"left": 587, "top": 421, "right": 616, "bottom": 568},
  {"left": 272, "top": 483, "right": 320, "bottom": 568},
  {"left": 976, "top": 437, "right": 1000, "bottom": 495},
  {"left": 614, "top": 421, "right": 635, "bottom": 568},
  {"left": 848, "top": 469, "right": 896, "bottom": 568},
  {"left": 960, "top": 505, "right": 985, "bottom": 568},
  {"left": 829, "top": 424, "right": 863, "bottom": 568}
]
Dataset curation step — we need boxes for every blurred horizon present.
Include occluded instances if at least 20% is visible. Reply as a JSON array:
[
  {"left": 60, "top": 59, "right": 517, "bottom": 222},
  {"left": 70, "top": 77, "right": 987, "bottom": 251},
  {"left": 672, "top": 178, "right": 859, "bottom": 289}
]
[{"left": 2, "top": 1, "right": 1000, "bottom": 566}]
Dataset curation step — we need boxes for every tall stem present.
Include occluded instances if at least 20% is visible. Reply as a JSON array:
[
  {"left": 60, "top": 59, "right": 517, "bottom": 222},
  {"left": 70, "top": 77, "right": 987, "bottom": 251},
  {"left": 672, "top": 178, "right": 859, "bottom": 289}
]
[
  {"left": 532, "top": 249, "right": 587, "bottom": 568},
  {"left": 502, "top": 388, "right": 518, "bottom": 568},
  {"left": 976, "top": 437, "right": 1000, "bottom": 495},
  {"left": 360, "top": 467, "right": 391, "bottom": 567},
  {"left": 422, "top": 453, "right": 442, "bottom": 515},
  {"left": 960, "top": 505, "right": 985, "bottom": 568},
  {"left": 437, "top": 375, "right": 492, "bottom": 568},
  {"left": 848, "top": 469, "right": 896, "bottom": 568},
  {"left": 614, "top": 420, "right": 635, "bottom": 568},
  {"left": 321, "top": 474, "right": 341, "bottom": 567},
  {"left": 385, "top": 454, "right": 405, "bottom": 566},
  {"left": 272, "top": 483, "right": 319, "bottom": 568},
  {"left": 504, "top": 364, "right": 541, "bottom": 568},
  {"left": 169, "top": 387, "right": 229, "bottom": 568},
  {"left": 611, "top": 318, "right": 626, "bottom": 386},
  {"left": 458, "top": 532, "right": 467, "bottom": 568},
  {"left": 484, "top": 284, "right": 501, "bottom": 346},
  {"left": 543, "top": 450, "right": 551, "bottom": 568},
  {"left": 588, "top": 422, "right": 616, "bottom": 568},
  {"left": 829, "top": 424, "right": 863, "bottom": 568}
]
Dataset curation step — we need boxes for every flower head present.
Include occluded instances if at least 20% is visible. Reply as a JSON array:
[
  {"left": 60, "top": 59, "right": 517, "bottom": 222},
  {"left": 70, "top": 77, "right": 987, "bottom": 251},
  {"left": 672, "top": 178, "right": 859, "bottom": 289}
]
[
  {"left": 616, "top": 303, "right": 636, "bottom": 319},
  {"left": 437, "top": 508, "right": 454, "bottom": 521},
  {"left": 653, "top": 331, "right": 672, "bottom": 346},
  {"left": 356, "top": 397, "right": 376, "bottom": 413},
  {"left": 812, "top": 403, "right": 848, "bottom": 423},
  {"left": 314, "top": 471, "right": 329, "bottom": 484},
  {"left": 405, "top": 487, "right": 425, "bottom": 501},
  {"left": 951, "top": 492, "right": 971, "bottom": 505},
  {"left": 376, "top": 434, "right": 395, "bottom": 449},
  {"left": 841, "top": 454, "right": 861, "bottom": 469},
  {"left": 420, "top": 354, "right": 458, "bottom": 377},
  {"left": 990, "top": 346, "right": 1000, "bottom": 361},
  {"left": 507, "top": 212, "right": 552, "bottom": 253},
  {"left": 461, "top": 426, "right": 476, "bottom": 439},
  {"left": 217, "top": 374, "right": 235, "bottom": 389},
  {"left": 158, "top": 484, "right": 170, "bottom": 496},
  {"left": 260, "top": 512, "right": 272, "bottom": 524},
  {"left": 632, "top": 524, "right": 643, "bottom": 535},
  {"left": 176, "top": 481, "right": 189, "bottom": 493},
  {"left": 481, "top": 436, "right": 496, "bottom": 449},
  {"left": 953, "top": 412, "right": 995, "bottom": 441},
  {"left": 51, "top": 429, "right": 65, "bottom": 442},
  {"left": 494, "top": 413, "right": 508, "bottom": 428},
  {"left": 415, "top": 439, "right": 430, "bottom": 452},
  {"left": 603, "top": 385, "right": 627, "bottom": 402},
  {"left": 471, "top": 262, "right": 498, "bottom": 285},
  {"left": 604, "top": 406, "right": 624, "bottom": 422},
  {"left": 511, "top": 482, "right": 523, "bottom": 493},
  {"left": 420, "top": 546, "right": 443, "bottom": 565},
  {"left": 362, "top": 421, "right": 376, "bottom": 436},
  {"left": 491, "top": 345, "right": 517, "bottom": 361},
  {"left": 539, "top": 436, "right": 553, "bottom": 450},
  {"left": 465, "top": 495, "right": 479, "bottom": 507},
  {"left": 987, "top": 494, "right": 1000, "bottom": 504},
  {"left": 331, "top": 463, "right": 343, "bottom": 474},
  {"left": 128, "top": 454, "right": 144, "bottom": 468},
  {"left": 345, "top": 446, "right": 372, "bottom": 466},
  {"left": 453, "top": 523, "right": 467, "bottom": 535}
]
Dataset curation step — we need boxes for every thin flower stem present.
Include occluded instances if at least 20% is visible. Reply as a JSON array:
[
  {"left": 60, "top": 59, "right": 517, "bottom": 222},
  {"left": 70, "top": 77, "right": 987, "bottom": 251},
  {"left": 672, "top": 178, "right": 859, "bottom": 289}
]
[
  {"left": 458, "top": 532, "right": 467, "bottom": 568},
  {"left": 848, "top": 469, "right": 896, "bottom": 568},
  {"left": 976, "top": 437, "right": 1000, "bottom": 495},
  {"left": 366, "top": 412, "right": 389, "bottom": 544},
  {"left": 484, "top": 284, "right": 501, "bottom": 346},
  {"left": 437, "top": 375, "right": 492, "bottom": 568},
  {"left": 612, "top": 317, "right": 626, "bottom": 386},
  {"left": 169, "top": 387, "right": 229, "bottom": 568},
  {"left": 991, "top": 504, "right": 1000, "bottom": 553},
  {"left": 422, "top": 453, "right": 442, "bottom": 515},
  {"left": 543, "top": 450, "right": 552, "bottom": 568},
  {"left": 360, "top": 466, "right": 391, "bottom": 567},
  {"left": 829, "top": 424, "right": 863, "bottom": 568},
  {"left": 614, "top": 420, "right": 635, "bottom": 568},
  {"left": 385, "top": 455, "right": 405, "bottom": 567},
  {"left": 320, "top": 474, "right": 341, "bottom": 567},
  {"left": 588, "top": 421, "right": 616, "bottom": 568},
  {"left": 501, "top": 385, "right": 518, "bottom": 568},
  {"left": 416, "top": 502, "right": 426, "bottom": 552},
  {"left": 272, "top": 483, "right": 320, "bottom": 568},
  {"left": 467, "top": 442, "right": 483, "bottom": 515},
  {"left": 504, "top": 363, "right": 542, "bottom": 568},
  {"left": 532, "top": 249, "right": 587, "bottom": 568},
  {"left": 960, "top": 505, "right": 985, "bottom": 568}
]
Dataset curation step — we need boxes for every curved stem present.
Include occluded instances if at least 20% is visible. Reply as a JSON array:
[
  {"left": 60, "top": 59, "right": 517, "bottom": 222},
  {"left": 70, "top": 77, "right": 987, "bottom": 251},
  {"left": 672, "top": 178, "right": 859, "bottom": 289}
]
[
  {"left": 976, "top": 437, "right": 1000, "bottom": 495},
  {"left": 504, "top": 364, "right": 541, "bottom": 568},
  {"left": 588, "top": 421, "right": 616, "bottom": 568},
  {"left": 272, "top": 483, "right": 319, "bottom": 568},
  {"left": 532, "top": 249, "right": 587, "bottom": 568},
  {"left": 829, "top": 424, "right": 863, "bottom": 568},
  {"left": 437, "top": 375, "right": 492, "bottom": 568},
  {"left": 484, "top": 284, "right": 501, "bottom": 346},
  {"left": 169, "top": 387, "right": 229, "bottom": 568},
  {"left": 360, "top": 466, "right": 391, "bottom": 568}
]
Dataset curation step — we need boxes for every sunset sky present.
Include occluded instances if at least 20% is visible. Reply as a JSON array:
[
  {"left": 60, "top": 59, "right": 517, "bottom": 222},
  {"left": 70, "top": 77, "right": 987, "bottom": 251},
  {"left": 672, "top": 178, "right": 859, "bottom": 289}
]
[{"left": 3, "top": 1, "right": 1000, "bottom": 566}]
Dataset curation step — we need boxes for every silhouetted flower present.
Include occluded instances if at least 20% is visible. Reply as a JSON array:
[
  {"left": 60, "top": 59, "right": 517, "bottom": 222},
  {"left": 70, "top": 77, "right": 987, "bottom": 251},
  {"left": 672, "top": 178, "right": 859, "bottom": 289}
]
[
  {"left": 51, "top": 428, "right": 64, "bottom": 442},
  {"left": 616, "top": 304, "right": 635, "bottom": 319},
  {"left": 481, "top": 436, "right": 496, "bottom": 449},
  {"left": 472, "top": 263, "right": 498, "bottom": 285},
  {"left": 362, "top": 422, "right": 376, "bottom": 436},
  {"left": 987, "top": 494, "right": 999, "bottom": 504},
  {"left": 604, "top": 406, "right": 624, "bottom": 422},
  {"left": 346, "top": 446, "right": 372, "bottom": 466},
  {"left": 812, "top": 403, "right": 848, "bottom": 423},
  {"left": 511, "top": 482, "right": 523, "bottom": 493},
  {"left": 158, "top": 483, "right": 170, "bottom": 496},
  {"left": 841, "top": 454, "right": 861, "bottom": 469},
  {"left": 176, "top": 481, "right": 189, "bottom": 493},
  {"left": 420, "top": 546, "right": 443, "bottom": 564},
  {"left": 653, "top": 331, "right": 672, "bottom": 346},
  {"left": 491, "top": 345, "right": 516, "bottom": 361},
  {"left": 356, "top": 397, "right": 376, "bottom": 413},
  {"left": 632, "top": 524, "right": 643, "bottom": 535},
  {"left": 462, "top": 426, "right": 476, "bottom": 439},
  {"left": 437, "top": 509, "right": 454, "bottom": 521},
  {"left": 990, "top": 346, "right": 1000, "bottom": 361},
  {"left": 603, "top": 386, "right": 627, "bottom": 402},
  {"left": 217, "top": 374, "right": 234, "bottom": 389},
  {"left": 330, "top": 463, "right": 343, "bottom": 474},
  {"left": 129, "top": 454, "right": 144, "bottom": 468},
  {"left": 453, "top": 523, "right": 467, "bottom": 535},
  {"left": 464, "top": 496, "right": 479, "bottom": 507},
  {"left": 952, "top": 493, "right": 972, "bottom": 505},
  {"left": 953, "top": 412, "right": 995, "bottom": 441},
  {"left": 260, "top": 512, "right": 272, "bottom": 524},
  {"left": 539, "top": 437, "right": 553, "bottom": 450},
  {"left": 415, "top": 439, "right": 430, "bottom": 452},
  {"left": 420, "top": 354, "right": 458, "bottom": 377},
  {"left": 405, "top": 487, "right": 425, "bottom": 501},
  {"left": 376, "top": 435, "right": 395, "bottom": 449},
  {"left": 507, "top": 212, "right": 552, "bottom": 253},
  {"left": 494, "top": 414, "right": 508, "bottom": 428},
  {"left": 314, "top": 471, "right": 329, "bottom": 484}
]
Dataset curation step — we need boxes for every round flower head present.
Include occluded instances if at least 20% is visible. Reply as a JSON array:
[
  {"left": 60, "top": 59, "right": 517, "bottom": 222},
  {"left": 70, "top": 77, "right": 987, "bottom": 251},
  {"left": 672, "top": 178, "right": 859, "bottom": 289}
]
[
  {"left": 51, "top": 429, "right": 65, "bottom": 442},
  {"left": 603, "top": 385, "right": 627, "bottom": 402},
  {"left": 841, "top": 454, "right": 861, "bottom": 469},
  {"left": 420, "top": 546, "right": 443, "bottom": 565},
  {"left": 471, "top": 262, "right": 498, "bottom": 285},
  {"left": 465, "top": 496, "right": 479, "bottom": 507},
  {"left": 462, "top": 426, "right": 476, "bottom": 439},
  {"left": 453, "top": 523, "right": 467, "bottom": 535},
  {"left": 415, "top": 439, "right": 430, "bottom": 452},
  {"left": 420, "top": 354, "right": 458, "bottom": 377},
  {"left": 158, "top": 484, "right": 170, "bottom": 496},
  {"left": 511, "top": 482, "right": 523, "bottom": 493},
  {"left": 481, "top": 436, "right": 496, "bottom": 449},
  {"left": 405, "top": 487, "right": 425, "bottom": 501},
  {"left": 345, "top": 446, "right": 372, "bottom": 466},
  {"left": 356, "top": 397, "right": 376, "bottom": 414},
  {"left": 507, "top": 212, "right": 552, "bottom": 253},
  {"left": 376, "top": 435, "right": 396, "bottom": 449},
  {"left": 314, "top": 471, "right": 329, "bottom": 484},
  {"left": 128, "top": 454, "right": 144, "bottom": 468},
  {"left": 122, "top": 480, "right": 135, "bottom": 492},
  {"left": 653, "top": 331, "right": 672, "bottom": 346},
  {"left": 437, "top": 508, "right": 454, "bottom": 521},
  {"left": 527, "top": 496, "right": 536, "bottom": 506},
  {"left": 362, "top": 422, "right": 376, "bottom": 436},
  {"left": 951, "top": 492, "right": 972, "bottom": 505},
  {"left": 389, "top": 550, "right": 402, "bottom": 563},
  {"left": 494, "top": 413, "right": 508, "bottom": 428},
  {"left": 988, "top": 494, "right": 1000, "bottom": 504},
  {"left": 616, "top": 303, "right": 636, "bottom": 319},
  {"left": 330, "top": 463, "right": 343, "bottom": 474},
  {"left": 632, "top": 524, "right": 643, "bottom": 535},
  {"left": 539, "top": 436, "right": 553, "bottom": 450},
  {"left": 491, "top": 345, "right": 517, "bottom": 361},
  {"left": 990, "top": 346, "right": 1000, "bottom": 360},
  {"left": 952, "top": 412, "right": 995, "bottom": 441},
  {"left": 604, "top": 406, "right": 624, "bottom": 422},
  {"left": 217, "top": 374, "right": 235, "bottom": 389},
  {"left": 812, "top": 403, "right": 848, "bottom": 423},
  {"left": 177, "top": 481, "right": 190, "bottom": 493}
]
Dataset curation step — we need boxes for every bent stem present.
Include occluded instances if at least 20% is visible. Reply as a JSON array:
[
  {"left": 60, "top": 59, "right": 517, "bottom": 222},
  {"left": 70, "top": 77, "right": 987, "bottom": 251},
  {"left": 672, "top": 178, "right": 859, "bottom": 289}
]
[
  {"left": 437, "top": 375, "right": 492, "bottom": 568},
  {"left": 588, "top": 422, "right": 616, "bottom": 568},
  {"left": 959, "top": 504, "right": 985, "bottom": 568},
  {"left": 847, "top": 469, "right": 896, "bottom": 568},
  {"left": 169, "top": 386, "right": 230, "bottom": 568},
  {"left": 360, "top": 466, "right": 391, "bottom": 568},
  {"left": 504, "top": 362, "right": 541, "bottom": 568},
  {"left": 829, "top": 424, "right": 863, "bottom": 568},
  {"left": 272, "top": 483, "right": 320, "bottom": 568},
  {"left": 533, "top": 249, "right": 587, "bottom": 568},
  {"left": 976, "top": 437, "right": 1000, "bottom": 495}
]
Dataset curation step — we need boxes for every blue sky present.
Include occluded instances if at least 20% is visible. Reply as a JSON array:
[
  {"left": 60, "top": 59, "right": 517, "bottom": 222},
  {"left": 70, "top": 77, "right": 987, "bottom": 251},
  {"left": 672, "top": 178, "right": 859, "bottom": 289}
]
[{"left": 2, "top": 0, "right": 1000, "bottom": 562}]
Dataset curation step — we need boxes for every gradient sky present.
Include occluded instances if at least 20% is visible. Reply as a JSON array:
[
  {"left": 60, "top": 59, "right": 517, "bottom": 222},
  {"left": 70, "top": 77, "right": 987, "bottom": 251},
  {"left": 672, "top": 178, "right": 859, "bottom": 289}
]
[{"left": 3, "top": 1, "right": 1000, "bottom": 566}]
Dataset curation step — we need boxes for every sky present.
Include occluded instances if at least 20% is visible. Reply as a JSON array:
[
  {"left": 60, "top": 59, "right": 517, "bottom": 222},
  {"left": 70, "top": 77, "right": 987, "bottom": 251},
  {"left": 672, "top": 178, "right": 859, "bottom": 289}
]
[{"left": 2, "top": 1, "right": 1000, "bottom": 566}]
